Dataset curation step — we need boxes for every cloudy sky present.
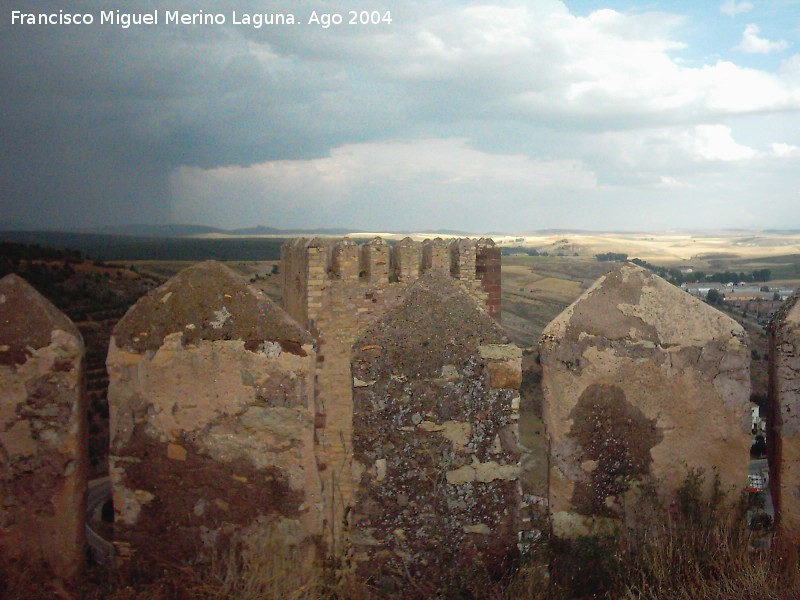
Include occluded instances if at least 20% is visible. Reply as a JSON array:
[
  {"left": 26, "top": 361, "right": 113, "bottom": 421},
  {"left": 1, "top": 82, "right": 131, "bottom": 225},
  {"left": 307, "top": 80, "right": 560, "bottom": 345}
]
[{"left": 2, "top": 0, "right": 800, "bottom": 232}]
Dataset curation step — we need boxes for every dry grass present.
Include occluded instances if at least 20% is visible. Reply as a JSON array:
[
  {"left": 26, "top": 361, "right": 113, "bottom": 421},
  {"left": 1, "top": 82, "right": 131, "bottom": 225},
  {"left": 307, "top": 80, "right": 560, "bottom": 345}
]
[
  {"left": 499, "top": 232, "right": 800, "bottom": 265},
  {"left": 5, "top": 493, "right": 797, "bottom": 600},
  {"left": 501, "top": 255, "right": 612, "bottom": 347},
  {"left": 620, "top": 523, "right": 797, "bottom": 600},
  {"left": 618, "top": 473, "right": 798, "bottom": 600}
]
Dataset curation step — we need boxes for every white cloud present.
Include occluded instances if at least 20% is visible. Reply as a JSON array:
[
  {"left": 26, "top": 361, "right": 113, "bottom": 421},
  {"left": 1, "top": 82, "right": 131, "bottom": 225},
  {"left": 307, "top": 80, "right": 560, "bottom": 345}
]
[
  {"left": 735, "top": 23, "right": 789, "bottom": 54},
  {"left": 720, "top": 1, "right": 753, "bottom": 17},
  {"left": 656, "top": 175, "right": 688, "bottom": 188},
  {"left": 169, "top": 139, "right": 598, "bottom": 229},
  {"left": 588, "top": 124, "right": 762, "bottom": 183},
  {"left": 683, "top": 125, "right": 761, "bottom": 161},
  {"left": 158, "top": 2, "right": 800, "bottom": 230},
  {"left": 342, "top": 4, "right": 800, "bottom": 125},
  {"left": 771, "top": 142, "right": 800, "bottom": 157}
]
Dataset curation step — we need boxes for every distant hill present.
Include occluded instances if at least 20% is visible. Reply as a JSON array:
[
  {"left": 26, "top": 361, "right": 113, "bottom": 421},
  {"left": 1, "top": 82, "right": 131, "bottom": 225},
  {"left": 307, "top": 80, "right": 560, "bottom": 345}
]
[
  {"left": 0, "top": 231, "right": 288, "bottom": 261},
  {"left": 0, "top": 225, "right": 501, "bottom": 261},
  {"left": 85, "top": 224, "right": 227, "bottom": 237},
  {"left": 83, "top": 224, "right": 362, "bottom": 237}
]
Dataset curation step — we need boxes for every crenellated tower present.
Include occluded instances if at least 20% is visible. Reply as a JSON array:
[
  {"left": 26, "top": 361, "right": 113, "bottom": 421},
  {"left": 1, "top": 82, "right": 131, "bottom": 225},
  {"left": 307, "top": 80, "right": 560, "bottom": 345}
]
[
  {"left": 281, "top": 236, "right": 500, "bottom": 330},
  {"left": 279, "top": 236, "right": 502, "bottom": 548}
]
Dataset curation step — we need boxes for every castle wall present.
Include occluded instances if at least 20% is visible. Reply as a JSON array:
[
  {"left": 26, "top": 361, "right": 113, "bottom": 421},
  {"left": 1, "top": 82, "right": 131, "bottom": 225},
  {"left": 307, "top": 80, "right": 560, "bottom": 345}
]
[
  {"left": 422, "top": 238, "right": 450, "bottom": 272},
  {"left": 451, "top": 238, "right": 477, "bottom": 280},
  {"left": 768, "top": 291, "right": 800, "bottom": 543},
  {"left": 281, "top": 238, "right": 310, "bottom": 329},
  {"left": 540, "top": 264, "right": 751, "bottom": 537},
  {"left": 0, "top": 274, "right": 87, "bottom": 581},
  {"left": 361, "top": 236, "right": 390, "bottom": 281},
  {"left": 280, "top": 236, "right": 499, "bottom": 550},
  {"left": 310, "top": 277, "right": 407, "bottom": 546},
  {"left": 391, "top": 237, "right": 420, "bottom": 282},
  {"left": 349, "top": 272, "right": 521, "bottom": 592},
  {"left": 107, "top": 261, "right": 320, "bottom": 572},
  {"left": 476, "top": 239, "right": 502, "bottom": 321}
]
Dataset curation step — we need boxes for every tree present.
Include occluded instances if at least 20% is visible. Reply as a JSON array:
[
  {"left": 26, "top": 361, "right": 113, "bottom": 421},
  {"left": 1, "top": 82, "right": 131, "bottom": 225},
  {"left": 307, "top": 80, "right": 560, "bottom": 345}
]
[
  {"left": 751, "top": 435, "right": 767, "bottom": 458},
  {"left": 706, "top": 289, "right": 723, "bottom": 305}
]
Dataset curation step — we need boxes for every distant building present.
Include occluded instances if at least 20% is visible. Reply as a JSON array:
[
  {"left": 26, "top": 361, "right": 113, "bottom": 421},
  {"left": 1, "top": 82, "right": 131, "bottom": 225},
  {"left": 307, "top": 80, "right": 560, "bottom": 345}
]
[{"left": 752, "top": 404, "right": 766, "bottom": 434}]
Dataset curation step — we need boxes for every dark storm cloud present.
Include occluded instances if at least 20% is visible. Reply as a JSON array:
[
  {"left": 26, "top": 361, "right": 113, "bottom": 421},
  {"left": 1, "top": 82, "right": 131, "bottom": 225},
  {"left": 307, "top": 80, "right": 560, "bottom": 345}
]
[
  {"left": 3, "top": 0, "right": 800, "bottom": 231},
  {"left": 0, "top": 0, "right": 409, "bottom": 228}
]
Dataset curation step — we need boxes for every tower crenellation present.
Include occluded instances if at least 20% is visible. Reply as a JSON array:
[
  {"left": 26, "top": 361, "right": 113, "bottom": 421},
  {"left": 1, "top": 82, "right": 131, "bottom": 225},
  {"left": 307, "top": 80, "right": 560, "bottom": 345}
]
[
  {"left": 281, "top": 236, "right": 501, "bottom": 329},
  {"left": 331, "top": 237, "right": 360, "bottom": 282},
  {"left": 361, "top": 236, "right": 390, "bottom": 282},
  {"left": 476, "top": 238, "right": 501, "bottom": 321},
  {"left": 421, "top": 237, "right": 450, "bottom": 273},
  {"left": 391, "top": 236, "right": 420, "bottom": 282},
  {"left": 450, "top": 237, "right": 477, "bottom": 280},
  {"left": 278, "top": 235, "right": 503, "bottom": 550}
]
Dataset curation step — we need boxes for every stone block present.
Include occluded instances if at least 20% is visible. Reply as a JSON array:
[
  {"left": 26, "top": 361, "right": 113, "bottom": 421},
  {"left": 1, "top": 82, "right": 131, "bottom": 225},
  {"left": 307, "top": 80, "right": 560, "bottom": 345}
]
[
  {"left": 0, "top": 274, "right": 87, "bottom": 580},
  {"left": 350, "top": 271, "right": 521, "bottom": 588},
  {"left": 422, "top": 238, "right": 450, "bottom": 273},
  {"left": 108, "top": 261, "right": 320, "bottom": 573},
  {"left": 769, "top": 291, "right": 800, "bottom": 544},
  {"left": 487, "top": 359, "right": 523, "bottom": 389},
  {"left": 540, "top": 264, "right": 751, "bottom": 537},
  {"left": 391, "top": 237, "right": 420, "bottom": 282}
]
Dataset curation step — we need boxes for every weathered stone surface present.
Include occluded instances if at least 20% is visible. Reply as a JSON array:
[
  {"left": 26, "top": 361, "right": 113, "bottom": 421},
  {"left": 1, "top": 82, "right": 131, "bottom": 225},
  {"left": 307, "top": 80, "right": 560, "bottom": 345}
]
[
  {"left": 487, "top": 359, "right": 523, "bottom": 389},
  {"left": 350, "top": 272, "right": 521, "bottom": 589},
  {"left": 540, "top": 264, "right": 750, "bottom": 537},
  {"left": 421, "top": 237, "right": 449, "bottom": 273},
  {"left": 114, "top": 259, "right": 312, "bottom": 354},
  {"left": 519, "top": 351, "right": 547, "bottom": 516},
  {"left": 279, "top": 237, "right": 500, "bottom": 555},
  {"left": 476, "top": 239, "right": 502, "bottom": 321},
  {"left": 362, "top": 237, "right": 390, "bottom": 281},
  {"left": 768, "top": 291, "right": 800, "bottom": 543},
  {"left": 391, "top": 237, "right": 420, "bottom": 282},
  {"left": 108, "top": 261, "right": 320, "bottom": 571},
  {"left": 0, "top": 274, "right": 87, "bottom": 580}
]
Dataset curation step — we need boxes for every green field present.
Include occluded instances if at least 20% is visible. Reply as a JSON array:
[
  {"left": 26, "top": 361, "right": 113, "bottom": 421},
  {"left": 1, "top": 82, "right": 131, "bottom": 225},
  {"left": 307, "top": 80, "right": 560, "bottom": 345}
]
[{"left": 501, "top": 255, "right": 613, "bottom": 348}]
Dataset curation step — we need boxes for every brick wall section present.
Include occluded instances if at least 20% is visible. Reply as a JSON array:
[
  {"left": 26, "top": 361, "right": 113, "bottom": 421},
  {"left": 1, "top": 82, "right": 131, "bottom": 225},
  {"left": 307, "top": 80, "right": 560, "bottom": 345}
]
[
  {"left": 450, "top": 238, "right": 477, "bottom": 280},
  {"left": 107, "top": 262, "right": 320, "bottom": 574},
  {"left": 280, "top": 237, "right": 500, "bottom": 551},
  {"left": 392, "top": 237, "right": 420, "bottom": 282},
  {"left": 0, "top": 274, "right": 87, "bottom": 581},
  {"left": 281, "top": 238, "right": 310, "bottom": 328},
  {"left": 540, "top": 264, "right": 751, "bottom": 537},
  {"left": 311, "top": 280, "right": 406, "bottom": 546},
  {"left": 332, "top": 238, "right": 360, "bottom": 282},
  {"left": 422, "top": 238, "right": 450, "bottom": 273},
  {"left": 768, "top": 291, "right": 800, "bottom": 544},
  {"left": 361, "top": 237, "right": 390, "bottom": 281},
  {"left": 476, "top": 239, "right": 502, "bottom": 322}
]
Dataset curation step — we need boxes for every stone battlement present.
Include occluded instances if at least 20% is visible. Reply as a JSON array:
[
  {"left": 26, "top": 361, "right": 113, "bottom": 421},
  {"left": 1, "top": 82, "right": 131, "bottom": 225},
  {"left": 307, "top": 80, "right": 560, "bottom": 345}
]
[
  {"left": 281, "top": 235, "right": 499, "bottom": 282},
  {"left": 279, "top": 236, "right": 503, "bottom": 552},
  {"left": 1, "top": 253, "right": 772, "bottom": 589},
  {"left": 281, "top": 236, "right": 501, "bottom": 327}
]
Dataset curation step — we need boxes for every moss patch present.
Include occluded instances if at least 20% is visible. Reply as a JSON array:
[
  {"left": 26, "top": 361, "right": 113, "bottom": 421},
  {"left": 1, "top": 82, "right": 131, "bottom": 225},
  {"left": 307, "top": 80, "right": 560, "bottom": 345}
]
[{"left": 569, "top": 383, "right": 662, "bottom": 517}]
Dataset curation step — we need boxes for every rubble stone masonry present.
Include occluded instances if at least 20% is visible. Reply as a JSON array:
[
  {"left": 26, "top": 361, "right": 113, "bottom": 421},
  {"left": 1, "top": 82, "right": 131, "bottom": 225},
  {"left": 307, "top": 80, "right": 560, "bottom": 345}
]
[
  {"left": 0, "top": 274, "right": 88, "bottom": 580},
  {"left": 2, "top": 237, "right": 780, "bottom": 589},
  {"left": 280, "top": 236, "right": 501, "bottom": 550},
  {"left": 540, "top": 264, "right": 751, "bottom": 537},
  {"left": 769, "top": 290, "right": 800, "bottom": 544},
  {"left": 107, "top": 261, "right": 319, "bottom": 569},
  {"left": 350, "top": 272, "right": 521, "bottom": 592}
]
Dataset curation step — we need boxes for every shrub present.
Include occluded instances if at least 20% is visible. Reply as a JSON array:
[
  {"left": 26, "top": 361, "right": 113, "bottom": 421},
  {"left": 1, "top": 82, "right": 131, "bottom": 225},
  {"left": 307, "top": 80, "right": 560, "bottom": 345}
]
[{"left": 619, "top": 470, "right": 796, "bottom": 600}]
